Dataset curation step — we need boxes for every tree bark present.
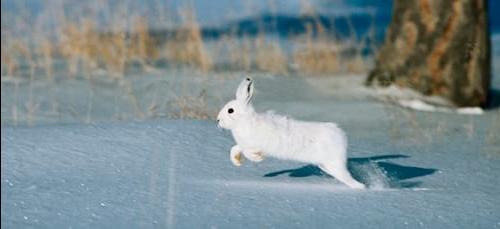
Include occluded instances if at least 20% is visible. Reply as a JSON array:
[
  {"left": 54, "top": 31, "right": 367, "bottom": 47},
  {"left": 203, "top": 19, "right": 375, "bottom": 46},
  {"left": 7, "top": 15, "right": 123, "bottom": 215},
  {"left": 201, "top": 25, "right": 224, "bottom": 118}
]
[{"left": 366, "top": 0, "right": 490, "bottom": 107}]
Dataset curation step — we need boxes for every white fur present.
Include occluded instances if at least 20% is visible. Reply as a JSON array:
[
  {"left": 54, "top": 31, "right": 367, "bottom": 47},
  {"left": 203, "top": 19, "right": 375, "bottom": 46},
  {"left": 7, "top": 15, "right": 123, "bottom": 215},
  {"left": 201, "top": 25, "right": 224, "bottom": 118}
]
[{"left": 217, "top": 77, "right": 365, "bottom": 189}]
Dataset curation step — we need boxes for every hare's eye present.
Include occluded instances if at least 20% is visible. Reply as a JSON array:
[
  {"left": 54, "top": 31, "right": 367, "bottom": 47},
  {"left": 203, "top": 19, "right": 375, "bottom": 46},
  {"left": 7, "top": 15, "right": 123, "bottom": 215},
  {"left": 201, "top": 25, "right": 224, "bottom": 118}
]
[{"left": 228, "top": 108, "right": 234, "bottom": 114}]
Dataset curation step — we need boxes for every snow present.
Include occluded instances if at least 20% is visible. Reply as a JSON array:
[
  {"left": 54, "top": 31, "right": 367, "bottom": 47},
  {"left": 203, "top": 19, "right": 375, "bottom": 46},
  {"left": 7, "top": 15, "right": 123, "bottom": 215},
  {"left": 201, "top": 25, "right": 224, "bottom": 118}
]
[
  {"left": 456, "top": 107, "right": 485, "bottom": 115},
  {"left": 398, "top": 99, "right": 484, "bottom": 115},
  {"left": 362, "top": 84, "right": 486, "bottom": 115},
  {"left": 2, "top": 109, "right": 500, "bottom": 228},
  {"left": 398, "top": 99, "right": 442, "bottom": 112},
  {"left": 1, "top": 61, "right": 499, "bottom": 228}
]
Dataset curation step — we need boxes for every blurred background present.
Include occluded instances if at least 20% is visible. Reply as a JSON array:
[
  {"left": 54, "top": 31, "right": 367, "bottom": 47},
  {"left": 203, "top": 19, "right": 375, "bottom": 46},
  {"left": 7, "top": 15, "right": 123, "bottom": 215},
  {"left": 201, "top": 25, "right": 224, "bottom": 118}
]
[{"left": 1, "top": 0, "right": 499, "bottom": 126}]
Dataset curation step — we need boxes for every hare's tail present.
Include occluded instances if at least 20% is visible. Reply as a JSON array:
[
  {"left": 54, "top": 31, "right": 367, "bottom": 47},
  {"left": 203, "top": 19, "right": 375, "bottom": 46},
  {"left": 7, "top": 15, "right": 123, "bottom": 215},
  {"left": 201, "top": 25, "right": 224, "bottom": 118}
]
[{"left": 319, "top": 162, "right": 365, "bottom": 189}]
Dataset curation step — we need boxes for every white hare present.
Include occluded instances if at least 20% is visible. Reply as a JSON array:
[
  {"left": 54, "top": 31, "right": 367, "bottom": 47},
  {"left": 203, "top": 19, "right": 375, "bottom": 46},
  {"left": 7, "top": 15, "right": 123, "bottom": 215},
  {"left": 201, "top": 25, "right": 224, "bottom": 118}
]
[{"left": 217, "top": 77, "right": 365, "bottom": 189}]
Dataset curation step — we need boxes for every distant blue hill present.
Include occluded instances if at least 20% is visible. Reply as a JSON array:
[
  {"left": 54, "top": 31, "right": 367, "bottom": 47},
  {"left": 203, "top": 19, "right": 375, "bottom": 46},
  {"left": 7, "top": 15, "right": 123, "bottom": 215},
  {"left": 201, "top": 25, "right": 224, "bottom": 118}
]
[{"left": 197, "top": 13, "right": 391, "bottom": 42}]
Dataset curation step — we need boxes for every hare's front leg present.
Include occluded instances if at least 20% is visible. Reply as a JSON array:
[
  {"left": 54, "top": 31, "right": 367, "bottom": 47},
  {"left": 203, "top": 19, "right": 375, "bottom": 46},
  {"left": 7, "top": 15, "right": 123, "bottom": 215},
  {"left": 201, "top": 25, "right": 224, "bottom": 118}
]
[
  {"left": 243, "top": 150, "right": 264, "bottom": 162},
  {"left": 230, "top": 145, "right": 243, "bottom": 166}
]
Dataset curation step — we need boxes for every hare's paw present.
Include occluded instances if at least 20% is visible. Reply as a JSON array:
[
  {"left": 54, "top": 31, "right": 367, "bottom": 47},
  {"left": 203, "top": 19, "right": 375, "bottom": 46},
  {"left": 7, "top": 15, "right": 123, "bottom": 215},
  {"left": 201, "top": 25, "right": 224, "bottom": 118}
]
[
  {"left": 230, "top": 145, "right": 243, "bottom": 167},
  {"left": 244, "top": 151, "right": 264, "bottom": 162},
  {"left": 231, "top": 152, "right": 243, "bottom": 166}
]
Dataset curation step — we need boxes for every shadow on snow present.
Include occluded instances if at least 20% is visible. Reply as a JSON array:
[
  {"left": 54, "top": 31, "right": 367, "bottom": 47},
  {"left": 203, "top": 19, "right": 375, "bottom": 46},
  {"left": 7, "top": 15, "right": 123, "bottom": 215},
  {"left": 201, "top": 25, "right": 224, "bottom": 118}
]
[{"left": 264, "top": 154, "right": 437, "bottom": 189}]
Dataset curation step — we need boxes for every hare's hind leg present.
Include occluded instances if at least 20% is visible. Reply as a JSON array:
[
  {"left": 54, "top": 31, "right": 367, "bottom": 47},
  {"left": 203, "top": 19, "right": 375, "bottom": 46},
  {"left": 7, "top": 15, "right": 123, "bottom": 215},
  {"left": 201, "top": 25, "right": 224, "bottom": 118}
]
[
  {"left": 243, "top": 150, "right": 264, "bottom": 162},
  {"left": 320, "top": 162, "right": 365, "bottom": 189}
]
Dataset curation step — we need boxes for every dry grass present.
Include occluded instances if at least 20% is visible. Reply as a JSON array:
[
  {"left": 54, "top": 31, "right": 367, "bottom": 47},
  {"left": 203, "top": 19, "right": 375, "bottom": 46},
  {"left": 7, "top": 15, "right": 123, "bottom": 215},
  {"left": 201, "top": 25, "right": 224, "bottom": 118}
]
[
  {"left": 254, "top": 35, "right": 289, "bottom": 74},
  {"left": 164, "top": 10, "right": 213, "bottom": 72},
  {"left": 292, "top": 22, "right": 339, "bottom": 74},
  {"left": 293, "top": 43, "right": 340, "bottom": 74},
  {"left": 1, "top": 2, "right": 374, "bottom": 77},
  {"left": 129, "top": 17, "right": 159, "bottom": 66},
  {"left": 59, "top": 20, "right": 128, "bottom": 77},
  {"left": 291, "top": 18, "right": 371, "bottom": 75},
  {"left": 1, "top": 37, "right": 20, "bottom": 77},
  {"left": 1, "top": 1, "right": 377, "bottom": 124},
  {"left": 169, "top": 90, "right": 216, "bottom": 120},
  {"left": 226, "top": 37, "right": 253, "bottom": 71},
  {"left": 39, "top": 39, "right": 55, "bottom": 80}
]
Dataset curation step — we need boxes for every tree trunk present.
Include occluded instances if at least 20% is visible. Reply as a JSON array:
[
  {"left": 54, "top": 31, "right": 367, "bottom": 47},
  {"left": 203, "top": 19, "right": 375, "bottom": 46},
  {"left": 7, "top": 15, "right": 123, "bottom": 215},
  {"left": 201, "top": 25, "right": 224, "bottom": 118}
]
[{"left": 366, "top": 0, "right": 490, "bottom": 107}]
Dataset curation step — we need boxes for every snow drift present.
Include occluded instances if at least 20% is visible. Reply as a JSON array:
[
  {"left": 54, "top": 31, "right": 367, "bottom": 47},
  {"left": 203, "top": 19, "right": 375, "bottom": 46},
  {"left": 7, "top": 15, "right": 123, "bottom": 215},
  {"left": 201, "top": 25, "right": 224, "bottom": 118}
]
[{"left": 2, "top": 119, "right": 499, "bottom": 228}]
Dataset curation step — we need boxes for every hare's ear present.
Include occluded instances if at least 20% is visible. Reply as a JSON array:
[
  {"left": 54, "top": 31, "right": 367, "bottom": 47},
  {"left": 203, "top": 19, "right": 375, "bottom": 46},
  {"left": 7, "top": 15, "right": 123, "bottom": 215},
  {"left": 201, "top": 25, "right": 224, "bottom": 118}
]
[{"left": 235, "top": 77, "right": 254, "bottom": 103}]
